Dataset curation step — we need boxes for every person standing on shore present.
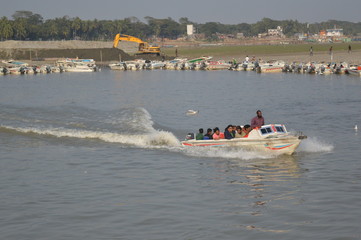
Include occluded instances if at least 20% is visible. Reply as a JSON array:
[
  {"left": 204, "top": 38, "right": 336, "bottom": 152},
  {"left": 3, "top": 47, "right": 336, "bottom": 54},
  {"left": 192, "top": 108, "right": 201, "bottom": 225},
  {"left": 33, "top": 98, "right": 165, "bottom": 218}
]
[
  {"left": 348, "top": 45, "right": 352, "bottom": 54},
  {"left": 251, "top": 110, "right": 265, "bottom": 129},
  {"left": 329, "top": 46, "right": 333, "bottom": 61},
  {"left": 310, "top": 46, "right": 313, "bottom": 56},
  {"left": 329, "top": 46, "right": 333, "bottom": 55}
]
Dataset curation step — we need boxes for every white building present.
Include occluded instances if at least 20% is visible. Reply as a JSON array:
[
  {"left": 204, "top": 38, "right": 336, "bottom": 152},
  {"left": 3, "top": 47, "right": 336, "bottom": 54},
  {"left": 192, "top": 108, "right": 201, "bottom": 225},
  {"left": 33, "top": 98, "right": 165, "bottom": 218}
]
[
  {"left": 326, "top": 28, "right": 343, "bottom": 37},
  {"left": 187, "top": 25, "right": 195, "bottom": 36},
  {"left": 268, "top": 26, "right": 283, "bottom": 36}
]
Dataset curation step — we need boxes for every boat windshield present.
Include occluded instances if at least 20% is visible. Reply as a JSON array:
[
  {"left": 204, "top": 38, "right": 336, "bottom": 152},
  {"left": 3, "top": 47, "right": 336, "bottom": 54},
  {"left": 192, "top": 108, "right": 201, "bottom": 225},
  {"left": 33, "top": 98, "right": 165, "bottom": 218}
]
[{"left": 260, "top": 125, "right": 286, "bottom": 135}]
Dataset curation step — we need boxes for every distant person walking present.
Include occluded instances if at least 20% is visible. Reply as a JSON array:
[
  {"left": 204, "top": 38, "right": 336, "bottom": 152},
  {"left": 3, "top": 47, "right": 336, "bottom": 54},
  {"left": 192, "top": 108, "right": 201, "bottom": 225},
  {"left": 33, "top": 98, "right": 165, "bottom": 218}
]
[
  {"left": 175, "top": 48, "right": 178, "bottom": 57},
  {"left": 309, "top": 46, "right": 313, "bottom": 56},
  {"left": 348, "top": 45, "right": 352, "bottom": 54}
]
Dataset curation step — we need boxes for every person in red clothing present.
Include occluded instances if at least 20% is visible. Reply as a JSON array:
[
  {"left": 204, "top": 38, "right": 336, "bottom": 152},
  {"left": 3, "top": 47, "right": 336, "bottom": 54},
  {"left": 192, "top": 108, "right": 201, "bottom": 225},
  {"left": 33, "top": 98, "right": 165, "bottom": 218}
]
[
  {"left": 250, "top": 110, "right": 265, "bottom": 129},
  {"left": 212, "top": 127, "right": 224, "bottom": 140}
]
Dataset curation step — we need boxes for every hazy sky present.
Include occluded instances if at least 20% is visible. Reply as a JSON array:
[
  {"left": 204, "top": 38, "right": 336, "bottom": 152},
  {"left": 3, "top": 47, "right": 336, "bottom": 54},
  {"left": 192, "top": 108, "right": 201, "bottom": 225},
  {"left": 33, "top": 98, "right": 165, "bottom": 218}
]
[{"left": 0, "top": 0, "right": 360, "bottom": 24}]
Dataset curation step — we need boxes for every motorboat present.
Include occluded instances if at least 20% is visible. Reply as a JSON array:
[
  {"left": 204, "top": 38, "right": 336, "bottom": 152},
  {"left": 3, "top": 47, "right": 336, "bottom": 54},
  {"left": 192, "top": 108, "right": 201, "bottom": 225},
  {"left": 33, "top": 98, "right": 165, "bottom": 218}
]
[
  {"left": 333, "top": 62, "right": 348, "bottom": 74},
  {"left": 123, "top": 60, "right": 146, "bottom": 70},
  {"left": 64, "top": 64, "right": 95, "bottom": 72},
  {"left": 57, "top": 58, "right": 97, "bottom": 72},
  {"left": 2, "top": 60, "right": 28, "bottom": 67},
  {"left": 256, "top": 60, "right": 285, "bottom": 73},
  {"left": 241, "top": 61, "right": 255, "bottom": 71},
  {"left": 109, "top": 62, "right": 126, "bottom": 70},
  {"left": 315, "top": 63, "right": 333, "bottom": 75},
  {"left": 145, "top": 61, "right": 166, "bottom": 70},
  {"left": 181, "top": 124, "right": 306, "bottom": 155},
  {"left": 346, "top": 65, "right": 361, "bottom": 76},
  {"left": 204, "top": 60, "right": 232, "bottom": 70}
]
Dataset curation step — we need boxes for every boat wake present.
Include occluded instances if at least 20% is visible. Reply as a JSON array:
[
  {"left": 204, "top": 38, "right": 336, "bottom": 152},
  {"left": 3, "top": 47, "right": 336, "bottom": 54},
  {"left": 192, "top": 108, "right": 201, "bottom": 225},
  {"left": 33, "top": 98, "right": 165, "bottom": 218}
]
[
  {"left": 0, "top": 106, "right": 180, "bottom": 148},
  {"left": 0, "top": 105, "right": 333, "bottom": 159},
  {"left": 181, "top": 146, "right": 278, "bottom": 160},
  {"left": 297, "top": 136, "right": 334, "bottom": 153},
  {"left": 0, "top": 125, "right": 180, "bottom": 148}
]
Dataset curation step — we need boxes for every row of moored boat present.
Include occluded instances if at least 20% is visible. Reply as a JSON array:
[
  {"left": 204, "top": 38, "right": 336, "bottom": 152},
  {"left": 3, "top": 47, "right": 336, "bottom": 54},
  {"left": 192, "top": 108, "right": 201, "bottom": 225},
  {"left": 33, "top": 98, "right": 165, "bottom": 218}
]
[
  {"left": 0, "top": 58, "right": 98, "bottom": 75},
  {"left": 108, "top": 57, "right": 361, "bottom": 76}
]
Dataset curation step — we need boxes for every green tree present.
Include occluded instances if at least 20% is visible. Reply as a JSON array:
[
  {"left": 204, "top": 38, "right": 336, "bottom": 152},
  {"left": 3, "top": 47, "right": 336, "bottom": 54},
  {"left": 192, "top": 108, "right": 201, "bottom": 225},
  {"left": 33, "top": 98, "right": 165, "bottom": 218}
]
[
  {"left": 71, "top": 17, "right": 82, "bottom": 39},
  {"left": 0, "top": 17, "right": 14, "bottom": 40},
  {"left": 13, "top": 18, "right": 27, "bottom": 39}
]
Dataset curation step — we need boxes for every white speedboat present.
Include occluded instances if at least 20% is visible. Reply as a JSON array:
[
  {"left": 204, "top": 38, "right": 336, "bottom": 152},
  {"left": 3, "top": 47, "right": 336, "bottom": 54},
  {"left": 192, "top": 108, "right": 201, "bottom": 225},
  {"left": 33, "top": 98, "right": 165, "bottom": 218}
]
[
  {"left": 57, "top": 58, "right": 97, "bottom": 72},
  {"left": 181, "top": 124, "right": 306, "bottom": 155},
  {"left": 256, "top": 61, "right": 285, "bottom": 73},
  {"left": 109, "top": 62, "right": 126, "bottom": 70},
  {"left": 64, "top": 64, "right": 95, "bottom": 72},
  {"left": 241, "top": 61, "right": 255, "bottom": 71},
  {"left": 346, "top": 66, "right": 361, "bottom": 76},
  {"left": 315, "top": 63, "right": 333, "bottom": 75},
  {"left": 204, "top": 60, "right": 232, "bottom": 70},
  {"left": 146, "top": 61, "right": 166, "bottom": 70}
]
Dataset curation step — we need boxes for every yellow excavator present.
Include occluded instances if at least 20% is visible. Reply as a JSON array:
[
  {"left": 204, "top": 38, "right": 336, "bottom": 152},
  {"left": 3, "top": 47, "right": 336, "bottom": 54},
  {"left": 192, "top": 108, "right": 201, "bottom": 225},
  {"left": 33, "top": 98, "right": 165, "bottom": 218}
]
[{"left": 113, "top": 33, "right": 161, "bottom": 55}]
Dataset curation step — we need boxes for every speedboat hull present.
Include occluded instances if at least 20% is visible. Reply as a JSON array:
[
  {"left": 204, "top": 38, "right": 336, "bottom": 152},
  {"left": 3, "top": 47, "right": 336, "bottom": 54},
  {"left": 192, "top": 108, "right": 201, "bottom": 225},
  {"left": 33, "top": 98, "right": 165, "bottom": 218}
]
[
  {"left": 347, "top": 69, "right": 361, "bottom": 76},
  {"left": 182, "top": 136, "right": 301, "bottom": 155},
  {"left": 181, "top": 124, "right": 305, "bottom": 155}
]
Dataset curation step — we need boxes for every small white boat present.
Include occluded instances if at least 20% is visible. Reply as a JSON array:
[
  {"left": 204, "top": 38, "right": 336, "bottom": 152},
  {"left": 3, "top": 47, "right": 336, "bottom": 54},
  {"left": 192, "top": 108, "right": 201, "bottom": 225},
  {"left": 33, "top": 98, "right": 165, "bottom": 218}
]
[
  {"left": 181, "top": 124, "right": 306, "bottom": 155},
  {"left": 57, "top": 58, "right": 96, "bottom": 72},
  {"left": 146, "top": 61, "right": 166, "bottom": 70},
  {"left": 109, "top": 62, "right": 126, "bottom": 70},
  {"left": 8, "top": 66, "right": 25, "bottom": 75},
  {"left": 40, "top": 65, "right": 52, "bottom": 73},
  {"left": 64, "top": 64, "right": 95, "bottom": 72},
  {"left": 256, "top": 61, "right": 285, "bottom": 73},
  {"left": 346, "top": 66, "right": 361, "bottom": 76},
  {"left": 2, "top": 60, "right": 28, "bottom": 67},
  {"left": 315, "top": 63, "right": 333, "bottom": 75},
  {"left": 204, "top": 60, "right": 232, "bottom": 70},
  {"left": 124, "top": 60, "right": 145, "bottom": 70},
  {"left": 185, "top": 110, "right": 199, "bottom": 116},
  {"left": 241, "top": 61, "right": 255, "bottom": 71}
]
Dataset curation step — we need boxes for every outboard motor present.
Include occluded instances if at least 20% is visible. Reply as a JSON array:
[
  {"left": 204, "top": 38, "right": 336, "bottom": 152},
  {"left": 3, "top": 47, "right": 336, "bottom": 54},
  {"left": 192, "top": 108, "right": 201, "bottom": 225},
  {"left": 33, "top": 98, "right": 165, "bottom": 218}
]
[
  {"left": 185, "top": 133, "right": 195, "bottom": 140},
  {"left": 19, "top": 67, "right": 26, "bottom": 74}
]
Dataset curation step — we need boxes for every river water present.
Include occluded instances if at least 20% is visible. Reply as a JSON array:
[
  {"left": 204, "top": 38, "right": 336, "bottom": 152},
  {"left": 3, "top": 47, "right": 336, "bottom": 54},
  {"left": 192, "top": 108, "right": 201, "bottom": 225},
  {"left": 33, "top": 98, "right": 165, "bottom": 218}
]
[{"left": 1, "top": 69, "right": 360, "bottom": 240}]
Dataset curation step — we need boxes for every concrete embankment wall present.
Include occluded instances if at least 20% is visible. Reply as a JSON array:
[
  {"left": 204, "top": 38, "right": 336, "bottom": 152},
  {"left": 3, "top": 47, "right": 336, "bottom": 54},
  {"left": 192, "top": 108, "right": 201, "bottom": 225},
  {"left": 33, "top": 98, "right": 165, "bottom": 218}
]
[
  {"left": 0, "top": 40, "right": 171, "bottom": 63},
  {"left": 0, "top": 48, "right": 132, "bottom": 62}
]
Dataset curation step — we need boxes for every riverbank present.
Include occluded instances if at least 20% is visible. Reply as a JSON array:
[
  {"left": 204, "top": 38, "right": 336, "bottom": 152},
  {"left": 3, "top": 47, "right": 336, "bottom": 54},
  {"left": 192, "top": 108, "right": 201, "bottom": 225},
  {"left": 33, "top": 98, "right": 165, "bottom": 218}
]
[
  {"left": 1, "top": 40, "right": 361, "bottom": 65},
  {"left": 163, "top": 43, "right": 361, "bottom": 64}
]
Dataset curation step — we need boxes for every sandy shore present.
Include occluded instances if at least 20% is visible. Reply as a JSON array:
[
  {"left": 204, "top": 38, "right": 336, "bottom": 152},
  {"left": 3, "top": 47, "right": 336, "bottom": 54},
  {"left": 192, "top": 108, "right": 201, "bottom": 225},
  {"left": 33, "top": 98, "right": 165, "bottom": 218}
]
[
  {"left": 217, "top": 49, "right": 361, "bottom": 65},
  {"left": 1, "top": 40, "right": 361, "bottom": 65}
]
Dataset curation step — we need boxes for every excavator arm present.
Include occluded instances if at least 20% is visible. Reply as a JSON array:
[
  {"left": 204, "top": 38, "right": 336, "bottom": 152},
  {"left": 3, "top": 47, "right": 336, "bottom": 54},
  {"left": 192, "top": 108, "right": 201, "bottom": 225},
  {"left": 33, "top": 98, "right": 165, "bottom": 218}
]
[
  {"left": 113, "top": 34, "right": 145, "bottom": 48},
  {"left": 113, "top": 33, "right": 160, "bottom": 55}
]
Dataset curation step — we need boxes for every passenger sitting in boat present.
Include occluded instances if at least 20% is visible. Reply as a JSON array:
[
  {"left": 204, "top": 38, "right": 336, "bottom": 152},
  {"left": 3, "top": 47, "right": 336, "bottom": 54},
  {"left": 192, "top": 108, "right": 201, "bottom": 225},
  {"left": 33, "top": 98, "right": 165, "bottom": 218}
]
[
  {"left": 241, "top": 125, "right": 252, "bottom": 138},
  {"left": 203, "top": 128, "right": 213, "bottom": 140},
  {"left": 196, "top": 128, "right": 204, "bottom": 140},
  {"left": 232, "top": 125, "right": 237, "bottom": 133},
  {"left": 235, "top": 126, "right": 243, "bottom": 138},
  {"left": 251, "top": 110, "right": 265, "bottom": 129},
  {"left": 212, "top": 127, "right": 224, "bottom": 140},
  {"left": 224, "top": 124, "right": 235, "bottom": 139}
]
